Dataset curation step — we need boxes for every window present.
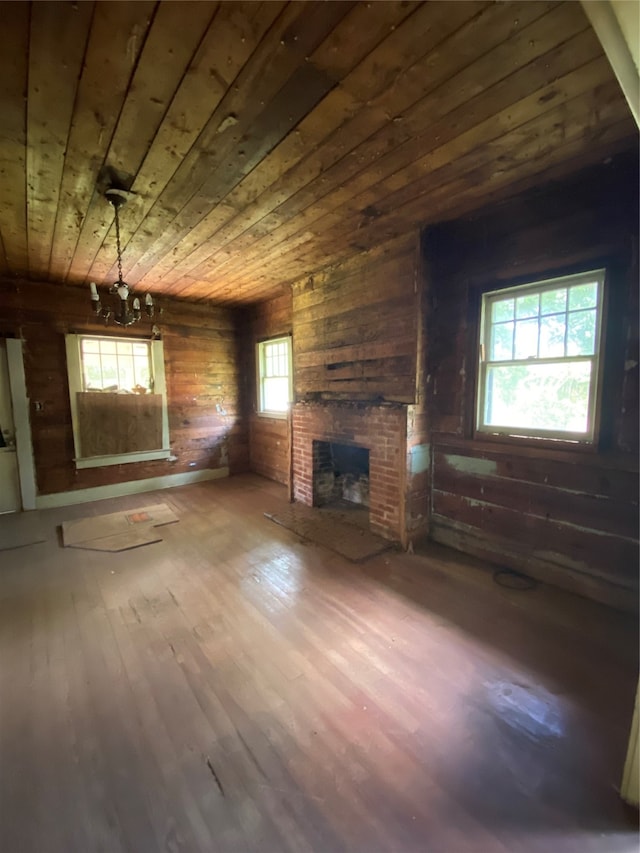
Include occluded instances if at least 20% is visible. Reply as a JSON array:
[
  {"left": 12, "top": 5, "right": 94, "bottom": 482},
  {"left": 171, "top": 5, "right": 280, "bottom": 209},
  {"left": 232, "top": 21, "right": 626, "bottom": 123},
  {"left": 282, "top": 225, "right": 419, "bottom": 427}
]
[
  {"left": 65, "top": 334, "right": 170, "bottom": 468},
  {"left": 477, "top": 269, "right": 605, "bottom": 442},
  {"left": 257, "top": 336, "right": 292, "bottom": 415},
  {"left": 79, "top": 336, "right": 152, "bottom": 392}
]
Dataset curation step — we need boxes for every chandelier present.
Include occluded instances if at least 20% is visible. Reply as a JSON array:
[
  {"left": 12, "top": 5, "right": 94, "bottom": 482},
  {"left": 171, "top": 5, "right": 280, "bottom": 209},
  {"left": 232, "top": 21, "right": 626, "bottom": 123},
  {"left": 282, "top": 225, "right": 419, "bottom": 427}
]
[{"left": 89, "top": 187, "right": 154, "bottom": 326}]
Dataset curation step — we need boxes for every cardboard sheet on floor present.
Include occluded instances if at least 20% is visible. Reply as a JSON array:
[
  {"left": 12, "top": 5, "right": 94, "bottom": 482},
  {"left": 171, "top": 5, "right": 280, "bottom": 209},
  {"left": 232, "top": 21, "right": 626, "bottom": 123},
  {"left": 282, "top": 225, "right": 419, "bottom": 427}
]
[
  {"left": 265, "top": 504, "right": 393, "bottom": 563},
  {"left": 72, "top": 528, "right": 164, "bottom": 552},
  {"left": 62, "top": 503, "right": 178, "bottom": 552}
]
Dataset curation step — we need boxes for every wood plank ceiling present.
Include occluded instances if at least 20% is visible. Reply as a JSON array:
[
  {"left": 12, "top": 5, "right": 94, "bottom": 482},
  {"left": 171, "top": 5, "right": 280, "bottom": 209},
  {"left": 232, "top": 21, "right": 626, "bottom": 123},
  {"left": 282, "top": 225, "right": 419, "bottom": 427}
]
[{"left": 0, "top": 1, "right": 637, "bottom": 305}]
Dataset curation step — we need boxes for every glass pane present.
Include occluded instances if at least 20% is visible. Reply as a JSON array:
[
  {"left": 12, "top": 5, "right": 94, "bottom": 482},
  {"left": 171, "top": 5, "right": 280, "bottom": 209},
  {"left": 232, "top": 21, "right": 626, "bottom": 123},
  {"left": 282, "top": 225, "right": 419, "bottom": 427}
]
[
  {"left": 567, "top": 309, "right": 596, "bottom": 356},
  {"left": 514, "top": 318, "right": 538, "bottom": 359},
  {"left": 539, "top": 314, "right": 566, "bottom": 358},
  {"left": 263, "top": 377, "right": 289, "bottom": 412},
  {"left": 491, "top": 298, "right": 514, "bottom": 323},
  {"left": 81, "top": 339, "right": 100, "bottom": 354},
  {"left": 133, "top": 343, "right": 148, "bottom": 357},
  {"left": 265, "top": 354, "right": 275, "bottom": 378},
  {"left": 101, "top": 358, "right": 118, "bottom": 388},
  {"left": 133, "top": 357, "right": 150, "bottom": 389},
  {"left": 569, "top": 282, "right": 598, "bottom": 310},
  {"left": 483, "top": 360, "right": 593, "bottom": 434},
  {"left": 118, "top": 357, "right": 135, "bottom": 390},
  {"left": 83, "top": 354, "right": 103, "bottom": 389},
  {"left": 490, "top": 322, "right": 513, "bottom": 360},
  {"left": 116, "top": 341, "right": 133, "bottom": 356},
  {"left": 540, "top": 288, "right": 566, "bottom": 315},
  {"left": 262, "top": 340, "right": 289, "bottom": 382},
  {"left": 100, "top": 340, "right": 116, "bottom": 354},
  {"left": 516, "top": 293, "right": 539, "bottom": 319}
]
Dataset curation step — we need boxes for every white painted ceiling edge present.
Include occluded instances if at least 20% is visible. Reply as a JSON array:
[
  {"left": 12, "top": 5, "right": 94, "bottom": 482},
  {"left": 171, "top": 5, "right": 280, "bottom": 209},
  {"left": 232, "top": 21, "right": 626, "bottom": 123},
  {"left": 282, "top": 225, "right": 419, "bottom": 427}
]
[{"left": 581, "top": 0, "right": 640, "bottom": 126}]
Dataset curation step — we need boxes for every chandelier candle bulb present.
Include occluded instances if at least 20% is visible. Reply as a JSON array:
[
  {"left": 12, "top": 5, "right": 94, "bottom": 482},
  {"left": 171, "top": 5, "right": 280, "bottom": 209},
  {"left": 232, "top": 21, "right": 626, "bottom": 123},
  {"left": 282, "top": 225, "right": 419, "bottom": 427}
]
[
  {"left": 89, "top": 281, "right": 98, "bottom": 299},
  {"left": 145, "top": 293, "right": 154, "bottom": 318}
]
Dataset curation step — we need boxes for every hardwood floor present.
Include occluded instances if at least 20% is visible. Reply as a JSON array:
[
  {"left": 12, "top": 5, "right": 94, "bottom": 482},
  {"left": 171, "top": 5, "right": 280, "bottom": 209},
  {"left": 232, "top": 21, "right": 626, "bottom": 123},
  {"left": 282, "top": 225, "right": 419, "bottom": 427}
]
[{"left": 0, "top": 474, "right": 637, "bottom": 853}]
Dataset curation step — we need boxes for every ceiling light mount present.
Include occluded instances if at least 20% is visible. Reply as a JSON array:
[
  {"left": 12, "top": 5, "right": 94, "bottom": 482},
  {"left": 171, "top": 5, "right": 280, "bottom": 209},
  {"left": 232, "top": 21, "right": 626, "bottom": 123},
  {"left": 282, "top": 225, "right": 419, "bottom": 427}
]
[{"left": 89, "top": 185, "right": 154, "bottom": 327}]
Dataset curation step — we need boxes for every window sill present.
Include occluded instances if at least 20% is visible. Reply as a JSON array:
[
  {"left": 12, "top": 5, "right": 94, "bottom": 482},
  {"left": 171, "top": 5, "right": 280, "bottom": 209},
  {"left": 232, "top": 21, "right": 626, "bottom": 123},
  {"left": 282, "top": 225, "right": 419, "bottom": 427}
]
[
  {"left": 75, "top": 449, "right": 171, "bottom": 469},
  {"left": 256, "top": 411, "right": 289, "bottom": 421},
  {"left": 474, "top": 429, "right": 597, "bottom": 454}
]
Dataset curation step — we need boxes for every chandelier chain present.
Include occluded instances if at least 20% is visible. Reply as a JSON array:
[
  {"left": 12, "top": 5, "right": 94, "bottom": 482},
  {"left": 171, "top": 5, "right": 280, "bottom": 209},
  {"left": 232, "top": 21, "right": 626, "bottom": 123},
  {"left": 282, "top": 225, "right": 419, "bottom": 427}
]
[{"left": 114, "top": 202, "right": 124, "bottom": 285}]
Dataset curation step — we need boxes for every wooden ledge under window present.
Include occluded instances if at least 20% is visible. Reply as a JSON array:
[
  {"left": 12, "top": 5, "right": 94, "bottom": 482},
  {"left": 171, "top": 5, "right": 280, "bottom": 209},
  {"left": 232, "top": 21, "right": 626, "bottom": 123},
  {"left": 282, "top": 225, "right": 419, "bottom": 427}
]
[{"left": 432, "top": 432, "right": 639, "bottom": 472}]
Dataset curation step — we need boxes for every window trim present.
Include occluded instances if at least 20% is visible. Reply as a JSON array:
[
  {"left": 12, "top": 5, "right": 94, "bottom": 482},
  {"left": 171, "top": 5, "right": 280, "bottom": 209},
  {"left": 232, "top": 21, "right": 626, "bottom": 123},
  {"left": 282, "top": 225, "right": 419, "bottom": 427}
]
[
  {"left": 65, "top": 333, "right": 170, "bottom": 468},
  {"left": 256, "top": 335, "right": 293, "bottom": 419},
  {"left": 475, "top": 269, "right": 606, "bottom": 446}
]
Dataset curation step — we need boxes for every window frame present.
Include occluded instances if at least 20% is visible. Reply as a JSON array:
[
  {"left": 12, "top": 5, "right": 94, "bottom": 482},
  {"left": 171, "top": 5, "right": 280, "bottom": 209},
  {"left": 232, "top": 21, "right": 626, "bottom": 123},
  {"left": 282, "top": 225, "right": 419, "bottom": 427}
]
[
  {"left": 256, "top": 335, "right": 293, "bottom": 418},
  {"left": 475, "top": 269, "right": 606, "bottom": 446},
  {"left": 65, "top": 333, "right": 171, "bottom": 468}
]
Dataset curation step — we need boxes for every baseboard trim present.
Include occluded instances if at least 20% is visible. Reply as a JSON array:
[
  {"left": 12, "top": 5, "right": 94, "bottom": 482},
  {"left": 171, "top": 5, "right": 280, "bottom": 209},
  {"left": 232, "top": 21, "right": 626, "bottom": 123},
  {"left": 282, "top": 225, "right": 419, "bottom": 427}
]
[{"left": 35, "top": 467, "right": 229, "bottom": 510}]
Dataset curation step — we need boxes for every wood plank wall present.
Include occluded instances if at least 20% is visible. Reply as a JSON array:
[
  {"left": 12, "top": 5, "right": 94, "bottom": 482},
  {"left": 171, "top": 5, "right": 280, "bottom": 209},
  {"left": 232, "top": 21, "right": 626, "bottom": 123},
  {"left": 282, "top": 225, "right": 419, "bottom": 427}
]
[
  {"left": 0, "top": 281, "right": 247, "bottom": 496},
  {"left": 241, "top": 291, "right": 292, "bottom": 486},
  {"left": 291, "top": 234, "right": 419, "bottom": 404},
  {"left": 424, "top": 152, "right": 639, "bottom": 610}
]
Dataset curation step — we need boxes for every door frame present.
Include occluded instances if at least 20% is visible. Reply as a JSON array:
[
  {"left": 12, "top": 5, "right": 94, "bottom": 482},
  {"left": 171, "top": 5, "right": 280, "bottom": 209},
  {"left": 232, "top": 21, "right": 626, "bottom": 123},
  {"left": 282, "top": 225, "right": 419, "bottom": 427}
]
[{"left": 6, "top": 339, "right": 36, "bottom": 510}]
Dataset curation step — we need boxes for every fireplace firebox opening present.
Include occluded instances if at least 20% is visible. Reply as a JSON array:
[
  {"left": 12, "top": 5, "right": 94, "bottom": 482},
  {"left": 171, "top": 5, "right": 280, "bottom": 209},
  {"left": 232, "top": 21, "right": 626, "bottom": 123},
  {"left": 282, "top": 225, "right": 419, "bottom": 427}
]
[{"left": 312, "top": 440, "right": 370, "bottom": 512}]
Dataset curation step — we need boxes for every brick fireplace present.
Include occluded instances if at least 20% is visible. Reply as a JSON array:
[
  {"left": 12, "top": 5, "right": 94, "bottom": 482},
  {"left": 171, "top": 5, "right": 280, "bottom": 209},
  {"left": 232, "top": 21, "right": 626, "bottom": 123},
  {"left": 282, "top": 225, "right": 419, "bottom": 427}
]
[{"left": 292, "top": 401, "right": 407, "bottom": 541}]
